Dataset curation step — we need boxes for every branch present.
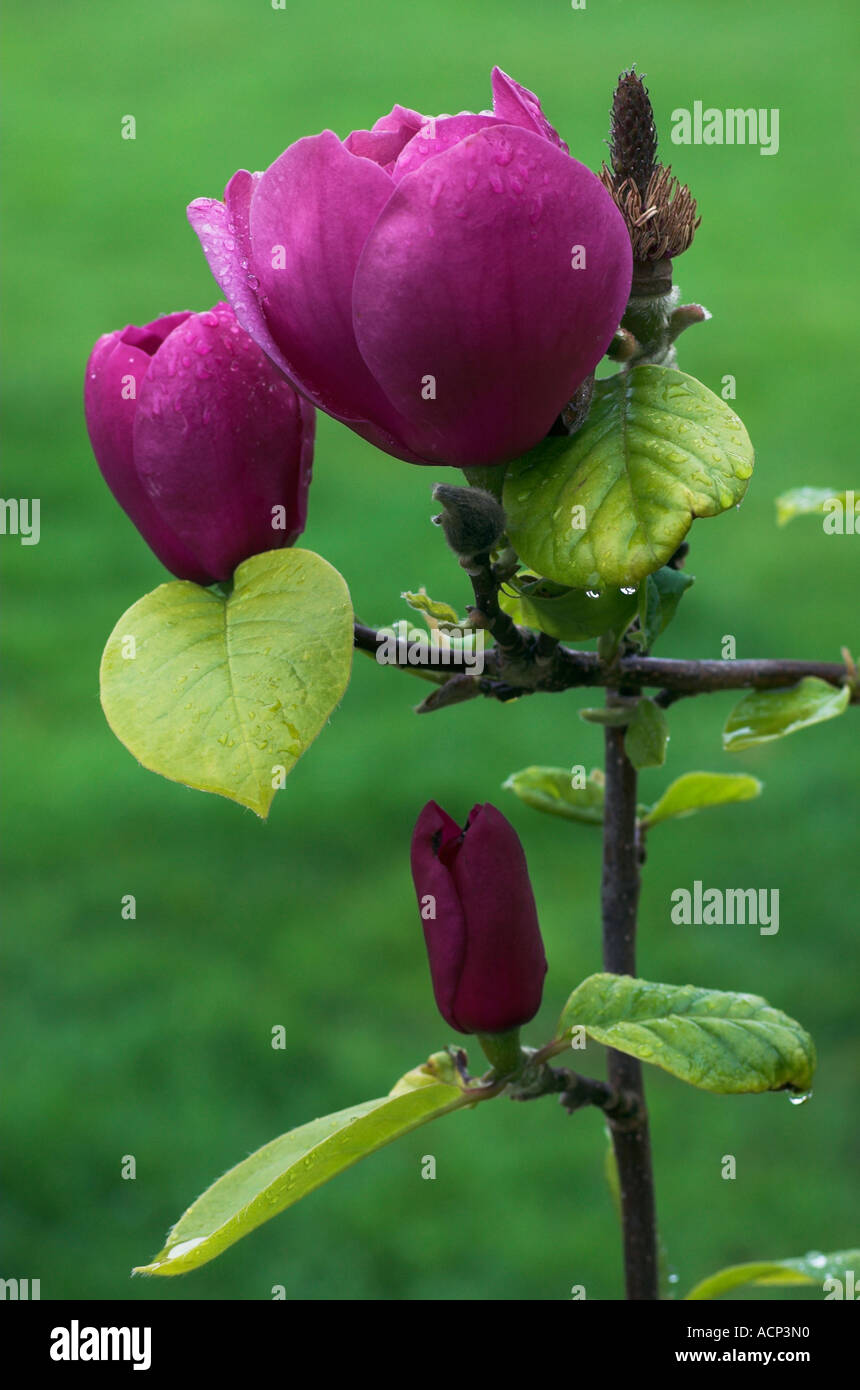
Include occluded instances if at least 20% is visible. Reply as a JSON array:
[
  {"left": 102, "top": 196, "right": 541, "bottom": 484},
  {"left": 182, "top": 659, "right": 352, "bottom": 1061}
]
[
  {"left": 602, "top": 705, "right": 659, "bottom": 1301},
  {"left": 354, "top": 622, "right": 857, "bottom": 708},
  {"left": 508, "top": 1061, "right": 643, "bottom": 1125}
]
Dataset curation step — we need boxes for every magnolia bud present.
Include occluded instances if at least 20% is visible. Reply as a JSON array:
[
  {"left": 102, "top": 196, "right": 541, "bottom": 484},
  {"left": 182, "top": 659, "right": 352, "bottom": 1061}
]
[
  {"left": 431, "top": 484, "right": 506, "bottom": 561},
  {"left": 411, "top": 801, "right": 547, "bottom": 1035}
]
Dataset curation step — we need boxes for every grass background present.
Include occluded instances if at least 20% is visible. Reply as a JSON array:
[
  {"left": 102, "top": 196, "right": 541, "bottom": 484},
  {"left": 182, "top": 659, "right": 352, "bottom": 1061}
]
[{"left": 2, "top": 0, "right": 857, "bottom": 1301}]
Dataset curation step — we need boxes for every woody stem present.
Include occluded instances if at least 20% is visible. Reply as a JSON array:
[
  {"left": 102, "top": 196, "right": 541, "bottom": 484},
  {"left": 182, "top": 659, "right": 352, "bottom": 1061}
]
[{"left": 601, "top": 696, "right": 659, "bottom": 1300}]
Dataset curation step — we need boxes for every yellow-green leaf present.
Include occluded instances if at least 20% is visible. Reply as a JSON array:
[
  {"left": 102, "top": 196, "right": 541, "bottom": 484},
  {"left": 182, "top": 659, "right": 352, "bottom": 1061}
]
[
  {"left": 100, "top": 549, "right": 353, "bottom": 817},
  {"left": 723, "top": 678, "right": 850, "bottom": 753},
  {"left": 503, "top": 766, "right": 606, "bottom": 825},
  {"left": 641, "top": 772, "right": 762, "bottom": 827},
  {"left": 134, "top": 1055, "right": 479, "bottom": 1277},
  {"left": 686, "top": 1249, "right": 860, "bottom": 1300}
]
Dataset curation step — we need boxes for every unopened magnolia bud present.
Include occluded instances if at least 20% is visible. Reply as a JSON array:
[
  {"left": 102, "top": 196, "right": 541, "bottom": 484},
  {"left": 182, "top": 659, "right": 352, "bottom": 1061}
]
[
  {"left": 431, "top": 484, "right": 506, "bottom": 560},
  {"left": 411, "top": 801, "right": 547, "bottom": 1036}
]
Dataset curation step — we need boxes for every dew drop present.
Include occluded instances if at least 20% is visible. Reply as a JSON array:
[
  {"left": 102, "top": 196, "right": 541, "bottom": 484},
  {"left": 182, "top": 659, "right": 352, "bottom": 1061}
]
[
  {"left": 585, "top": 590, "right": 600, "bottom": 599},
  {"left": 620, "top": 586, "right": 637, "bottom": 595},
  {"left": 788, "top": 1089, "right": 813, "bottom": 1106}
]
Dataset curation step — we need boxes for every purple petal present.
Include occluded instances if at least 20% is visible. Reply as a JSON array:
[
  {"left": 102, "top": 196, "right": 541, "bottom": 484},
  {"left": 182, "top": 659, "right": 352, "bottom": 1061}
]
[
  {"left": 391, "top": 112, "right": 507, "bottom": 184},
  {"left": 133, "top": 304, "right": 312, "bottom": 582},
  {"left": 491, "top": 67, "right": 569, "bottom": 152},
  {"left": 249, "top": 131, "right": 407, "bottom": 428},
  {"left": 345, "top": 106, "right": 425, "bottom": 171},
  {"left": 451, "top": 804, "right": 546, "bottom": 1034},
  {"left": 411, "top": 801, "right": 468, "bottom": 1033},
  {"left": 353, "top": 124, "right": 631, "bottom": 468},
  {"left": 188, "top": 173, "right": 297, "bottom": 382},
  {"left": 85, "top": 325, "right": 210, "bottom": 583},
  {"left": 372, "top": 104, "right": 426, "bottom": 137}
]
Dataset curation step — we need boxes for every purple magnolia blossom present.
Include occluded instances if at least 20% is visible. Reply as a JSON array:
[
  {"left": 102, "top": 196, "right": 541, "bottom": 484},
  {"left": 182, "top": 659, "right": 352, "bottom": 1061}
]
[
  {"left": 188, "top": 68, "right": 632, "bottom": 470},
  {"left": 85, "top": 303, "right": 314, "bottom": 585},
  {"left": 411, "top": 800, "right": 547, "bottom": 1035}
]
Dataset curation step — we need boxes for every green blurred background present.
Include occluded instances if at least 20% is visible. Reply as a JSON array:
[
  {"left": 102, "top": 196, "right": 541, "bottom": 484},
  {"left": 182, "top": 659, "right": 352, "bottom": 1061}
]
[{"left": 2, "top": 0, "right": 857, "bottom": 1301}]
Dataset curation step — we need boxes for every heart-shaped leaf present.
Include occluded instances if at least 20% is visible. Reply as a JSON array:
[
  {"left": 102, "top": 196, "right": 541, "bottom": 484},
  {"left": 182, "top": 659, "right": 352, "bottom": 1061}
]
[
  {"left": 723, "top": 677, "right": 850, "bottom": 753},
  {"left": 134, "top": 1053, "right": 481, "bottom": 1277},
  {"left": 503, "top": 365, "right": 753, "bottom": 588},
  {"left": 555, "top": 974, "right": 815, "bottom": 1095},
  {"left": 641, "top": 772, "right": 762, "bottom": 828},
  {"left": 686, "top": 1249, "right": 860, "bottom": 1301},
  {"left": 100, "top": 548, "right": 353, "bottom": 817}
]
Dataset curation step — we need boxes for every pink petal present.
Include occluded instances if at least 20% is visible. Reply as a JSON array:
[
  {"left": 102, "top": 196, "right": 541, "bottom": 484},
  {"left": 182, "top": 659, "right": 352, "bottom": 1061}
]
[
  {"left": 345, "top": 106, "right": 425, "bottom": 171},
  {"left": 353, "top": 124, "right": 631, "bottom": 468},
  {"left": 187, "top": 172, "right": 296, "bottom": 380},
  {"left": 133, "top": 304, "right": 311, "bottom": 582},
  {"left": 249, "top": 131, "right": 406, "bottom": 427},
  {"left": 391, "top": 112, "right": 507, "bottom": 184},
  {"left": 85, "top": 328, "right": 209, "bottom": 583},
  {"left": 491, "top": 67, "right": 569, "bottom": 153}
]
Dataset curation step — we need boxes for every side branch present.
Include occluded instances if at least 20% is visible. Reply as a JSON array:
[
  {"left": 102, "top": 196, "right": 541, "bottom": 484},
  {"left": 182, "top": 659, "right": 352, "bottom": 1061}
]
[{"left": 354, "top": 622, "right": 856, "bottom": 705}]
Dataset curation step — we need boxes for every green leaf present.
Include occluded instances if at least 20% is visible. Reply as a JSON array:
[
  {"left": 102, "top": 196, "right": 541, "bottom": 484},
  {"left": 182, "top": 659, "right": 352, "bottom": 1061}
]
[
  {"left": 603, "top": 1125, "right": 621, "bottom": 1223},
  {"left": 498, "top": 575, "right": 638, "bottom": 641},
  {"left": 624, "top": 698, "right": 669, "bottom": 768},
  {"left": 723, "top": 677, "right": 850, "bottom": 753},
  {"left": 503, "top": 766, "right": 606, "bottom": 825},
  {"left": 503, "top": 365, "right": 753, "bottom": 588},
  {"left": 462, "top": 464, "right": 506, "bottom": 499},
  {"left": 775, "top": 486, "right": 857, "bottom": 527},
  {"left": 555, "top": 974, "right": 816, "bottom": 1095},
  {"left": 579, "top": 707, "right": 632, "bottom": 727},
  {"left": 686, "top": 1249, "right": 860, "bottom": 1301},
  {"left": 100, "top": 549, "right": 353, "bottom": 818},
  {"left": 402, "top": 589, "right": 461, "bottom": 626},
  {"left": 633, "top": 567, "right": 695, "bottom": 651},
  {"left": 134, "top": 1053, "right": 481, "bottom": 1277},
  {"left": 641, "top": 772, "right": 762, "bottom": 828}
]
